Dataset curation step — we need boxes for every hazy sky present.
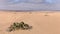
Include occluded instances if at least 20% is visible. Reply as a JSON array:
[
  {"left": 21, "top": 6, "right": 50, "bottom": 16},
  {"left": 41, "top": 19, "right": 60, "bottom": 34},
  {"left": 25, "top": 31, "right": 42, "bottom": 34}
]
[
  {"left": 0, "top": 0, "right": 60, "bottom": 10},
  {"left": 7, "top": 0, "right": 53, "bottom": 4}
]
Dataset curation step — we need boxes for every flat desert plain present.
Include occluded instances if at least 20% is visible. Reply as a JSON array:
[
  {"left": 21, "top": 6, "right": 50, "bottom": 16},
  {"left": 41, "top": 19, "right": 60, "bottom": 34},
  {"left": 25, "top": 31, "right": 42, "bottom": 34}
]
[{"left": 0, "top": 11, "right": 60, "bottom": 34}]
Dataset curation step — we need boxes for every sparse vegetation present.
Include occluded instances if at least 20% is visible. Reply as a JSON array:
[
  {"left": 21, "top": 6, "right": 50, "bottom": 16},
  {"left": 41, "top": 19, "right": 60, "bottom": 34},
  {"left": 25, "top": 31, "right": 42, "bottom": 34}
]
[
  {"left": 7, "top": 21, "right": 32, "bottom": 32},
  {"left": 44, "top": 12, "right": 49, "bottom": 16}
]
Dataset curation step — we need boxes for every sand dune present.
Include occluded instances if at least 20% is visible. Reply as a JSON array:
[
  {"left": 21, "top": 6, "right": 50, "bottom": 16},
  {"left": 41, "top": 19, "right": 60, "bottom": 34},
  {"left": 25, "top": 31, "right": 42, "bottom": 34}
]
[{"left": 0, "top": 11, "right": 60, "bottom": 34}]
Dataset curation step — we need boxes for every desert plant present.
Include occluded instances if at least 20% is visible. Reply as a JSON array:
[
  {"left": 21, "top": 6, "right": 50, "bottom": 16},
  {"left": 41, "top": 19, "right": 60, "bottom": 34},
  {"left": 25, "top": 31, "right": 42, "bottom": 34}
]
[
  {"left": 7, "top": 21, "right": 32, "bottom": 32},
  {"left": 44, "top": 12, "right": 49, "bottom": 16},
  {"left": 22, "top": 24, "right": 30, "bottom": 30}
]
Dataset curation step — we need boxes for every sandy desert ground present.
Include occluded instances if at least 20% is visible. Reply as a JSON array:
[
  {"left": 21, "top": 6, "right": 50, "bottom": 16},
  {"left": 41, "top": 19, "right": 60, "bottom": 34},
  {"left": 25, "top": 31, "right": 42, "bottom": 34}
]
[{"left": 0, "top": 11, "right": 60, "bottom": 34}]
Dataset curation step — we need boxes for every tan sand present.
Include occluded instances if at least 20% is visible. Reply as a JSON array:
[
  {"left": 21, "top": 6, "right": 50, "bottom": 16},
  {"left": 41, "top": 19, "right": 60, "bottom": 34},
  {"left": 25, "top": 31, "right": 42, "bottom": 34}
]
[{"left": 0, "top": 11, "right": 60, "bottom": 34}]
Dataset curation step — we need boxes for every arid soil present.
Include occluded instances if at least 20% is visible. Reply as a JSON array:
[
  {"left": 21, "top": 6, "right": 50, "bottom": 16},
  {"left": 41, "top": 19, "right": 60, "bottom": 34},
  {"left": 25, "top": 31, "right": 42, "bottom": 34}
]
[{"left": 0, "top": 11, "right": 60, "bottom": 34}]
